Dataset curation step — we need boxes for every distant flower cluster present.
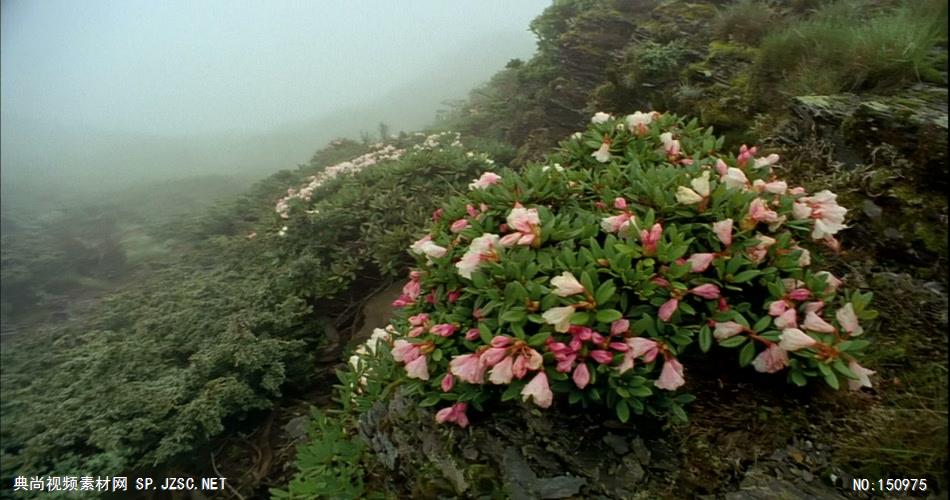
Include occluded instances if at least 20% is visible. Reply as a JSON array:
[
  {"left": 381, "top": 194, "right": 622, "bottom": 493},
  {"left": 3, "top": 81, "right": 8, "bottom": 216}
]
[{"left": 275, "top": 144, "right": 405, "bottom": 224}]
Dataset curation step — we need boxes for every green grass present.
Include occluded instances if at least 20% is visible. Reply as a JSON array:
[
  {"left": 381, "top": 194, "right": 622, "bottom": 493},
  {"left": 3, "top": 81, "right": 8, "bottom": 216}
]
[{"left": 754, "top": 0, "right": 947, "bottom": 97}]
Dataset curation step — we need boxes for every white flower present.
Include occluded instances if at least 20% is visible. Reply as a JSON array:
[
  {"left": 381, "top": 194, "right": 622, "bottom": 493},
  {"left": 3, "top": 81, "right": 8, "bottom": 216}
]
[
  {"left": 691, "top": 170, "right": 711, "bottom": 197},
  {"left": 591, "top": 112, "right": 612, "bottom": 124},
  {"left": 456, "top": 233, "right": 500, "bottom": 279},
  {"left": 779, "top": 328, "right": 817, "bottom": 351},
  {"left": 754, "top": 153, "right": 780, "bottom": 168},
  {"left": 592, "top": 142, "right": 611, "bottom": 163},
  {"left": 848, "top": 360, "right": 875, "bottom": 390},
  {"left": 722, "top": 167, "right": 749, "bottom": 190},
  {"left": 542, "top": 306, "right": 575, "bottom": 333},
  {"left": 625, "top": 111, "right": 654, "bottom": 132},
  {"left": 675, "top": 186, "right": 704, "bottom": 205},
  {"left": 550, "top": 272, "right": 586, "bottom": 297}
]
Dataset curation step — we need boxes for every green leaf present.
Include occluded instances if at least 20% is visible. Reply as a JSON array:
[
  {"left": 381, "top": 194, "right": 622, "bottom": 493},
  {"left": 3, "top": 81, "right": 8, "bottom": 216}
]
[
  {"left": 823, "top": 370, "right": 840, "bottom": 390},
  {"left": 719, "top": 336, "right": 746, "bottom": 348},
  {"left": 594, "top": 280, "right": 617, "bottom": 305},
  {"left": 570, "top": 311, "right": 591, "bottom": 325},
  {"left": 580, "top": 271, "right": 595, "bottom": 293},
  {"left": 833, "top": 359, "right": 857, "bottom": 378},
  {"left": 420, "top": 395, "right": 441, "bottom": 407},
  {"left": 753, "top": 315, "right": 772, "bottom": 332},
  {"left": 789, "top": 370, "right": 807, "bottom": 387},
  {"left": 699, "top": 326, "right": 712, "bottom": 352},
  {"left": 501, "top": 309, "right": 527, "bottom": 323},
  {"left": 739, "top": 342, "right": 756, "bottom": 366},
  {"left": 615, "top": 400, "right": 630, "bottom": 423},
  {"left": 628, "top": 385, "right": 652, "bottom": 397},
  {"left": 595, "top": 309, "right": 623, "bottom": 323},
  {"left": 478, "top": 323, "right": 493, "bottom": 344},
  {"left": 528, "top": 332, "right": 551, "bottom": 347},
  {"left": 501, "top": 383, "right": 522, "bottom": 402},
  {"left": 732, "top": 270, "right": 761, "bottom": 283},
  {"left": 837, "top": 340, "right": 870, "bottom": 352}
]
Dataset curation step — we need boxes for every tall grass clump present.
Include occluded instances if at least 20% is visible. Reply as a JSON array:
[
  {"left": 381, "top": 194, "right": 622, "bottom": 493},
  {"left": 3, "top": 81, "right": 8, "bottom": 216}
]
[
  {"left": 753, "top": 0, "right": 947, "bottom": 97},
  {"left": 711, "top": 0, "right": 779, "bottom": 46}
]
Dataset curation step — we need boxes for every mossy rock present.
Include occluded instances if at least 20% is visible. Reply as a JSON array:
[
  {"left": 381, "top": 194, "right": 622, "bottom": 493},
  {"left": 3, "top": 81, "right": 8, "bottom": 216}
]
[{"left": 842, "top": 85, "right": 949, "bottom": 188}]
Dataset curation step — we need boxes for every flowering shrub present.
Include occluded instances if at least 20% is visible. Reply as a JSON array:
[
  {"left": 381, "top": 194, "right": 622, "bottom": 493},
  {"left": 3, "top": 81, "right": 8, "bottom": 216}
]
[
  {"left": 385, "top": 112, "right": 877, "bottom": 426},
  {"left": 275, "top": 143, "right": 405, "bottom": 223}
]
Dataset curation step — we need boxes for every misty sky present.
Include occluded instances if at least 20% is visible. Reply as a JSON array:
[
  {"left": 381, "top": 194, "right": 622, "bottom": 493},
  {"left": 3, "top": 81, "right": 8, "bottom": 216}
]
[
  {"left": 1, "top": 0, "right": 548, "bottom": 196},
  {"left": 2, "top": 0, "right": 548, "bottom": 135}
]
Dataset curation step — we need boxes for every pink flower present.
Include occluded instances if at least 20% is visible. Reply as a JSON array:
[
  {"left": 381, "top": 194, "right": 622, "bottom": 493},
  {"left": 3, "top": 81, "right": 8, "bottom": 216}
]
[
  {"left": 405, "top": 355, "right": 429, "bottom": 380},
  {"left": 450, "top": 218, "right": 470, "bottom": 233},
  {"left": 614, "top": 197, "right": 628, "bottom": 210},
  {"left": 713, "top": 321, "right": 744, "bottom": 340},
  {"left": 441, "top": 374, "right": 455, "bottom": 392},
  {"left": 466, "top": 204, "right": 480, "bottom": 218},
  {"left": 654, "top": 358, "right": 685, "bottom": 390},
  {"left": 748, "top": 198, "right": 780, "bottom": 224},
  {"left": 640, "top": 223, "right": 662, "bottom": 256},
  {"left": 402, "top": 279, "right": 422, "bottom": 300},
  {"left": 489, "top": 356, "right": 514, "bottom": 384},
  {"left": 391, "top": 295, "right": 413, "bottom": 308},
  {"left": 715, "top": 158, "right": 729, "bottom": 176},
  {"left": 778, "top": 328, "right": 817, "bottom": 351},
  {"left": 392, "top": 340, "right": 421, "bottom": 363},
  {"left": 611, "top": 319, "right": 630, "bottom": 336},
  {"left": 687, "top": 253, "right": 715, "bottom": 272},
  {"left": 658, "top": 298, "right": 679, "bottom": 322},
  {"left": 500, "top": 206, "right": 541, "bottom": 247},
  {"left": 572, "top": 362, "right": 591, "bottom": 389},
  {"left": 432, "top": 208, "right": 444, "bottom": 222},
  {"left": 590, "top": 350, "right": 614, "bottom": 364},
  {"left": 803, "top": 311, "right": 835, "bottom": 333},
  {"left": 465, "top": 328, "right": 480, "bottom": 341},
  {"left": 751, "top": 344, "right": 789, "bottom": 373},
  {"left": 836, "top": 303, "right": 863, "bottom": 336},
  {"left": 447, "top": 290, "right": 462, "bottom": 303},
  {"left": 660, "top": 132, "right": 681, "bottom": 158},
  {"left": 601, "top": 213, "right": 634, "bottom": 235},
  {"left": 712, "top": 219, "right": 733, "bottom": 246},
  {"left": 450, "top": 353, "right": 486, "bottom": 384},
  {"left": 628, "top": 337, "right": 659, "bottom": 362},
  {"left": 747, "top": 234, "right": 776, "bottom": 264},
  {"left": 787, "top": 288, "right": 811, "bottom": 301},
  {"left": 408, "top": 313, "right": 429, "bottom": 326},
  {"left": 847, "top": 360, "right": 875, "bottom": 391},
  {"left": 551, "top": 271, "right": 586, "bottom": 297},
  {"left": 774, "top": 309, "right": 798, "bottom": 329},
  {"left": 816, "top": 271, "right": 842, "bottom": 292},
  {"left": 481, "top": 347, "right": 509, "bottom": 368},
  {"left": 769, "top": 300, "right": 789, "bottom": 316},
  {"left": 689, "top": 284, "right": 721, "bottom": 300},
  {"left": 435, "top": 402, "right": 469, "bottom": 428},
  {"left": 521, "top": 371, "right": 554, "bottom": 408},
  {"left": 469, "top": 171, "right": 502, "bottom": 189},
  {"left": 430, "top": 323, "right": 457, "bottom": 337}
]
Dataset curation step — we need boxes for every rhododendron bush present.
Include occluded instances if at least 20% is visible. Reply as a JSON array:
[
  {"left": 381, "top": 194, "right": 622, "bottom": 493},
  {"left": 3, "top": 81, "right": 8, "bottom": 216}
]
[{"left": 373, "top": 112, "right": 877, "bottom": 426}]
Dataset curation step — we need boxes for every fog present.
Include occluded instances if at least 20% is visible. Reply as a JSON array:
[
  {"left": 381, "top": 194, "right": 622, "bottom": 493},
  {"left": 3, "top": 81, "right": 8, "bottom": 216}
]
[{"left": 1, "top": 0, "right": 548, "bottom": 206}]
